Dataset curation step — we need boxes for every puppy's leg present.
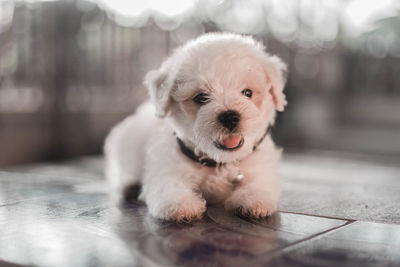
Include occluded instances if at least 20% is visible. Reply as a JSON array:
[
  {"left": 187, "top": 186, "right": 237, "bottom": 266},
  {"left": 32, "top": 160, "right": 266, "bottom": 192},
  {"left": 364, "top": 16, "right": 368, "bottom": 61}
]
[
  {"left": 140, "top": 145, "right": 206, "bottom": 222},
  {"left": 141, "top": 177, "right": 206, "bottom": 222},
  {"left": 140, "top": 174, "right": 206, "bottom": 222},
  {"left": 224, "top": 150, "right": 281, "bottom": 218}
]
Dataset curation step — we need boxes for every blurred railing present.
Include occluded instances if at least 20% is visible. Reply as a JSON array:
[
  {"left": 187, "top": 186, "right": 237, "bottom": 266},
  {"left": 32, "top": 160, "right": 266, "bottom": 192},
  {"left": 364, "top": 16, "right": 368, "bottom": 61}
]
[{"left": 0, "top": 0, "right": 400, "bottom": 165}]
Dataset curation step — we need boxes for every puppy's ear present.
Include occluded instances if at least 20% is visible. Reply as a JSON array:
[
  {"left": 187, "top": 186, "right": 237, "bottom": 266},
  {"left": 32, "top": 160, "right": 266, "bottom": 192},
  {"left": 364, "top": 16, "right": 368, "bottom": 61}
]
[
  {"left": 263, "top": 55, "right": 288, "bottom": 112},
  {"left": 144, "top": 67, "right": 174, "bottom": 118}
]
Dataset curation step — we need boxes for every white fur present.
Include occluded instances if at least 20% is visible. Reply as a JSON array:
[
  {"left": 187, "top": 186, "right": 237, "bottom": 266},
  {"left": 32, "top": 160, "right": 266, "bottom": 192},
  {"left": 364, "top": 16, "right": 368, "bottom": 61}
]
[{"left": 104, "top": 33, "right": 287, "bottom": 222}]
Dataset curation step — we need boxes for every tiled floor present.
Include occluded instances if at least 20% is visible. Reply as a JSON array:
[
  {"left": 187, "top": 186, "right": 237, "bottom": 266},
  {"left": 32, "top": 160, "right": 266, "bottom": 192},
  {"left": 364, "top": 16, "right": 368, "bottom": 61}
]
[{"left": 0, "top": 151, "right": 399, "bottom": 266}]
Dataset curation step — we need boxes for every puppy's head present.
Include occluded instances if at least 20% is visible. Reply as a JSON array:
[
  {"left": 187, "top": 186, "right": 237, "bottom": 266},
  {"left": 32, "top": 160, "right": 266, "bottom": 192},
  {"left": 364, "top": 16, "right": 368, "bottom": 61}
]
[{"left": 144, "top": 33, "right": 287, "bottom": 163}]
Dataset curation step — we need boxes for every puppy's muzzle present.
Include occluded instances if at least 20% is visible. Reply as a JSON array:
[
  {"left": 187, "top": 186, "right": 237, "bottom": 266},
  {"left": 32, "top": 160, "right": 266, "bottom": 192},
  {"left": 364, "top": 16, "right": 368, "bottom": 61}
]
[{"left": 218, "top": 110, "right": 240, "bottom": 132}]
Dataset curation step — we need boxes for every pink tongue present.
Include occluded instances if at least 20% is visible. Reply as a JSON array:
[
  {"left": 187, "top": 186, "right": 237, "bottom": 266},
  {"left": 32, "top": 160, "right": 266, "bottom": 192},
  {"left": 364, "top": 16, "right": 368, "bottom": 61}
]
[{"left": 221, "top": 135, "right": 241, "bottom": 149}]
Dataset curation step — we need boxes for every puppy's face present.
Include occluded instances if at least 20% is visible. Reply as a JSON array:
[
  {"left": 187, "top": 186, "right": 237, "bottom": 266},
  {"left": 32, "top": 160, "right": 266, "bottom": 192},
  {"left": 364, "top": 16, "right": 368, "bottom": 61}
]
[{"left": 145, "top": 34, "right": 287, "bottom": 163}]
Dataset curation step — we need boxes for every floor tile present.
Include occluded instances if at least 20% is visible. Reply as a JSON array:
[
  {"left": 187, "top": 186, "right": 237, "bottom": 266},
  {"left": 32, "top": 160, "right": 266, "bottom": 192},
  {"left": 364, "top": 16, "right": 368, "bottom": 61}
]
[
  {"left": 0, "top": 193, "right": 130, "bottom": 267},
  {"left": 265, "top": 221, "right": 400, "bottom": 266},
  {"left": 0, "top": 171, "right": 103, "bottom": 206},
  {"left": 280, "top": 152, "right": 400, "bottom": 224},
  {"left": 2, "top": 157, "right": 104, "bottom": 180},
  {"left": 72, "top": 204, "right": 347, "bottom": 267},
  {"left": 0, "top": 260, "right": 28, "bottom": 267}
]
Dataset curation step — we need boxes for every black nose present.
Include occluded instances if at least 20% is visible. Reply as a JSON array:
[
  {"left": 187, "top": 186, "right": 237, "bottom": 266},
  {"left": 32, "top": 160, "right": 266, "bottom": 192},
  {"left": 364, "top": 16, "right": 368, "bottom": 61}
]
[{"left": 218, "top": 110, "right": 240, "bottom": 132}]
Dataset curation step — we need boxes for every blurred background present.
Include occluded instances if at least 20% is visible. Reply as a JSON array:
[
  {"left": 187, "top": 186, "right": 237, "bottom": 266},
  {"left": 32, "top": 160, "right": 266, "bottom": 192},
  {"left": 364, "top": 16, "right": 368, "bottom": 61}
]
[{"left": 0, "top": 0, "right": 399, "bottom": 166}]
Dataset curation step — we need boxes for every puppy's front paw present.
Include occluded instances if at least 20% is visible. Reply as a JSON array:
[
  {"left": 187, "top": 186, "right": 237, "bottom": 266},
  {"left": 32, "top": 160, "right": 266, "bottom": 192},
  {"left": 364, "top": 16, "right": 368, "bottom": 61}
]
[
  {"left": 224, "top": 188, "right": 278, "bottom": 219},
  {"left": 149, "top": 194, "right": 206, "bottom": 223}
]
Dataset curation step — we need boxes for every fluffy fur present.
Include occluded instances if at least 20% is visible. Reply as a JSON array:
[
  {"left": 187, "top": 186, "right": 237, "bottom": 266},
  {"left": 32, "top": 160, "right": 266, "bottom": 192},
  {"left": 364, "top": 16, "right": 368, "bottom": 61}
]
[{"left": 105, "top": 32, "right": 287, "bottom": 222}]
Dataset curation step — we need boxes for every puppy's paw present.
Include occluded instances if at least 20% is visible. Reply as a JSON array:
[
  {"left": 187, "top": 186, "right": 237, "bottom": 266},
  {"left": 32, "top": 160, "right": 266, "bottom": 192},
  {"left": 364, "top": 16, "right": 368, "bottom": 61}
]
[
  {"left": 224, "top": 188, "right": 278, "bottom": 219},
  {"left": 149, "top": 194, "right": 206, "bottom": 223}
]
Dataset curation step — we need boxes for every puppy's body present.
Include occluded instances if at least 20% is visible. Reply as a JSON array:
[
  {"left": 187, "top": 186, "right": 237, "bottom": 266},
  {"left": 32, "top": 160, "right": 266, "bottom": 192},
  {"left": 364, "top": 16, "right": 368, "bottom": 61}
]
[{"left": 105, "top": 33, "right": 286, "bottom": 222}]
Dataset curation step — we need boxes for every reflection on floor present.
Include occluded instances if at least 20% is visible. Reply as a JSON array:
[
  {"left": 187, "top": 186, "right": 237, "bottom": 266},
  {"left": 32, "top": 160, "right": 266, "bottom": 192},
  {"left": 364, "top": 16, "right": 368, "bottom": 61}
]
[{"left": 0, "top": 151, "right": 399, "bottom": 266}]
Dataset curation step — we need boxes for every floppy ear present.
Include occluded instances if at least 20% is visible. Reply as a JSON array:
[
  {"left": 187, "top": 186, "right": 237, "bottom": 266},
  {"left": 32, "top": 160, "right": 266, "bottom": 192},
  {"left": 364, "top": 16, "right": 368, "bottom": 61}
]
[
  {"left": 263, "top": 55, "right": 288, "bottom": 112},
  {"left": 144, "top": 66, "right": 175, "bottom": 118}
]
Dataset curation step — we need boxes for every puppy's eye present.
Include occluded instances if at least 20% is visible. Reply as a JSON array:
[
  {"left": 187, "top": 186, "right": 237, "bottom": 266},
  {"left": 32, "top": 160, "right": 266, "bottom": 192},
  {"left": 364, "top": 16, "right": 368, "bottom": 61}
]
[
  {"left": 241, "top": 88, "right": 253, "bottom": 98},
  {"left": 193, "top": 93, "right": 210, "bottom": 105}
]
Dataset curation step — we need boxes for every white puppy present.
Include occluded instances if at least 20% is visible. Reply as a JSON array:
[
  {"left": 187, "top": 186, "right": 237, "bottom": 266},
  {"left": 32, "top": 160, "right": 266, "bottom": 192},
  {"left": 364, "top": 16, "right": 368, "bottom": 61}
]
[{"left": 105, "top": 33, "right": 287, "bottom": 222}]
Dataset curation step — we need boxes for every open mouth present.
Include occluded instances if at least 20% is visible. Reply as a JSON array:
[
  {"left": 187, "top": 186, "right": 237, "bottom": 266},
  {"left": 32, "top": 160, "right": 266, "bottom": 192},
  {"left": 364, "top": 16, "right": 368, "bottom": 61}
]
[{"left": 214, "top": 134, "right": 244, "bottom": 151}]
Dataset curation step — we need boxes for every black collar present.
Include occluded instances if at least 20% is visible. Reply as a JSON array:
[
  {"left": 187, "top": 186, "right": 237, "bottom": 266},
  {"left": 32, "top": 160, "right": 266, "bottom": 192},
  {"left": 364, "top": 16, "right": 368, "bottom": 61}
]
[
  {"left": 177, "top": 138, "right": 221, "bottom": 167},
  {"left": 176, "top": 126, "right": 271, "bottom": 168}
]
